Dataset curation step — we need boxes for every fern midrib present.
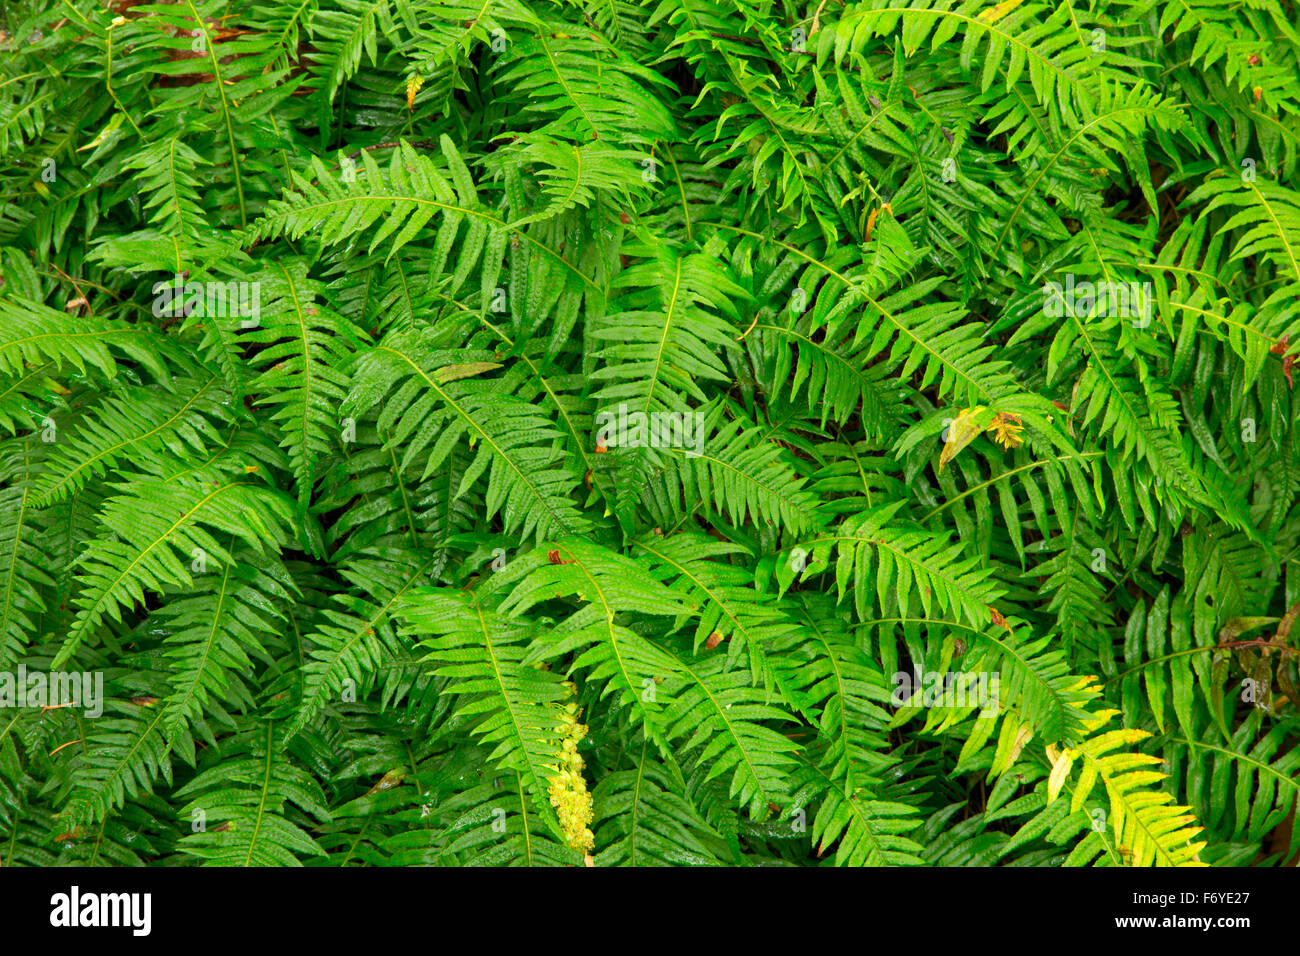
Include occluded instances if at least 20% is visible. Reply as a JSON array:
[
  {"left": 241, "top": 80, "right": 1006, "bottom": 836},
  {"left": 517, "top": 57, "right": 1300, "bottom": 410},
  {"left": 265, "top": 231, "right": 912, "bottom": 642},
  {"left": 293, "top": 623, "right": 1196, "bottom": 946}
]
[
  {"left": 76, "top": 703, "right": 169, "bottom": 825},
  {"left": 476, "top": 314, "right": 602, "bottom": 493},
  {"left": 1089, "top": 753, "right": 1197, "bottom": 867},
  {"left": 636, "top": 538, "right": 768, "bottom": 654},
  {"left": 384, "top": 437, "right": 419, "bottom": 546},
  {"left": 278, "top": 262, "right": 316, "bottom": 489},
  {"left": 1245, "top": 181, "right": 1300, "bottom": 283},
  {"left": 1168, "top": 736, "right": 1300, "bottom": 797},
  {"left": 1072, "top": 334, "right": 1189, "bottom": 489},
  {"left": 471, "top": 599, "right": 552, "bottom": 813},
  {"left": 166, "top": 546, "right": 237, "bottom": 738},
  {"left": 639, "top": 255, "right": 683, "bottom": 417},
  {"left": 921, "top": 453, "right": 1102, "bottom": 522},
  {"left": 58, "top": 480, "right": 250, "bottom": 669},
  {"left": 714, "top": 223, "right": 1002, "bottom": 403},
  {"left": 0, "top": 362, "right": 56, "bottom": 405},
  {"left": 296, "top": 556, "right": 436, "bottom": 730},
  {"left": 660, "top": 442, "right": 818, "bottom": 530},
  {"left": 552, "top": 542, "right": 654, "bottom": 728},
  {"left": 663, "top": 645, "right": 778, "bottom": 802},
  {"left": 243, "top": 722, "right": 277, "bottom": 866},
  {"left": 184, "top": 0, "right": 246, "bottom": 228},
  {"left": 756, "top": 323, "right": 881, "bottom": 404},
  {"left": 0, "top": 450, "right": 35, "bottom": 649},
  {"left": 991, "top": 104, "right": 1172, "bottom": 261},
  {"left": 535, "top": 33, "right": 602, "bottom": 140},
  {"left": 978, "top": 624, "right": 1067, "bottom": 739},
  {"left": 799, "top": 608, "right": 857, "bottom": 792},
  {"left": 791, "top": 528, "right": 1001, "bottom": 627},
  {"left": 39, "top": 375, "right": 222, "bottom": 504},
  {"left": 376, "top": 343, "right": 577, "bottom": 536},
  {"left": 262, "top": 192, "right": 600, "bottom": 292},
  {"left": 629, "top": 738, "right": 648, "bottom": 867},
  {"left": 794, "top": 752, "right": 902, "bottom": 865}
]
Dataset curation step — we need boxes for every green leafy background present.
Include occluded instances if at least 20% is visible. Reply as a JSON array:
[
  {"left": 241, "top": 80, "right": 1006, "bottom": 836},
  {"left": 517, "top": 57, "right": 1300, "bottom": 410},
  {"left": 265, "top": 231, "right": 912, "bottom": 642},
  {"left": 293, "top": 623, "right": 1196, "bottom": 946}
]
[{"left": 0, "top": 0, "right": 1298, "bottom": 866}]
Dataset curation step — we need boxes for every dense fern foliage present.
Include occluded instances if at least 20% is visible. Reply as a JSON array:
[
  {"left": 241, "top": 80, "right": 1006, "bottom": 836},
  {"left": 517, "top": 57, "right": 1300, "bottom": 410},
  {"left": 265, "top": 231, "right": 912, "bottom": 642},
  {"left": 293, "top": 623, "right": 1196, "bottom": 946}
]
[{"left": 1, "top": 0, "right": 1298, "bottom": 868}]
